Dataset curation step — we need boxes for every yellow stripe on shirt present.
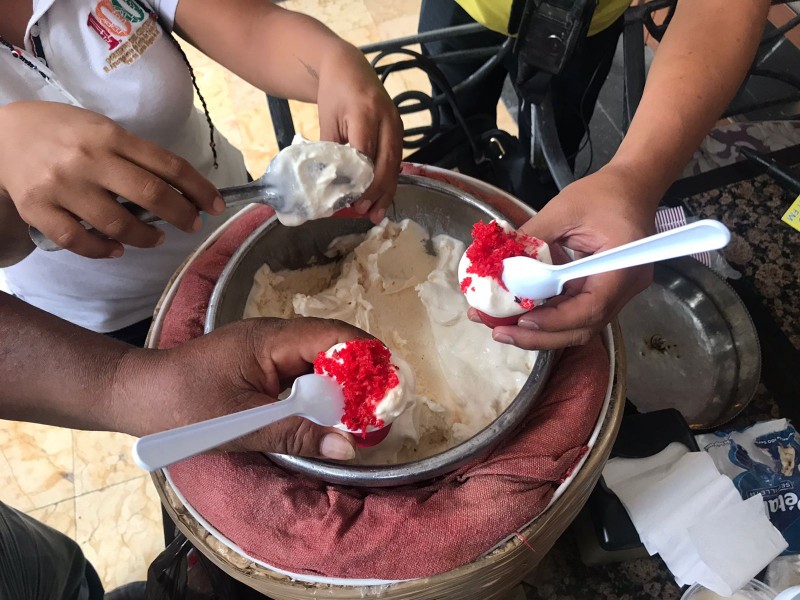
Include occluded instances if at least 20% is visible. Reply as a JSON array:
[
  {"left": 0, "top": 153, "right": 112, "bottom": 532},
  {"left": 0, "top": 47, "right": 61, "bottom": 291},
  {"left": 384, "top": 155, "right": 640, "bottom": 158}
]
[{"left": 456, "top": 0, "right": 631, "bottom": 37}]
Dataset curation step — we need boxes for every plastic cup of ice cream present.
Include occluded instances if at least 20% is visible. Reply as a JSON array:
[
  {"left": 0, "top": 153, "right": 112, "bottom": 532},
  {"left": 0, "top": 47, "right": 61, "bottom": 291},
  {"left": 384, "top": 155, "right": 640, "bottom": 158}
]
[{"left": 475, "top": 311, "right": 522, "bottom": 328}]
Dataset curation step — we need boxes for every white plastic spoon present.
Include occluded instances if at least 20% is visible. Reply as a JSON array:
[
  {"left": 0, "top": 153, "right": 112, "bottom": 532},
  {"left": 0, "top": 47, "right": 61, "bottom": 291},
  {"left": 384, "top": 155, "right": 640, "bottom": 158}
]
[
  {"left": 132, "top": 374, "right": 348, "bottom": 472},
  {"left": 502, "top": 219, "right": 731, "bottom": 301}
]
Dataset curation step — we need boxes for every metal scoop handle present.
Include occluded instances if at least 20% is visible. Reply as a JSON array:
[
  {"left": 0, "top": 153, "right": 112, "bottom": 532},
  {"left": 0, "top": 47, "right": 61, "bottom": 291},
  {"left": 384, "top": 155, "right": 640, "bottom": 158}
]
[{"left": 29, "top": 181, "right": 275, "bottom": 252}]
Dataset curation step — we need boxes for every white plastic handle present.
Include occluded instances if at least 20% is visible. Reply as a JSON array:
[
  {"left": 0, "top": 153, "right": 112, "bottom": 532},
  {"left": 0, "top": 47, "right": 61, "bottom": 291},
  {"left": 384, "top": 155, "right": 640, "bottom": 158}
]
[
  {"left": 132, "top": 399, "right": 299, "bottom": 471},
  {"left": 553, "top": 219, "right": 730, "bottom": 285}
]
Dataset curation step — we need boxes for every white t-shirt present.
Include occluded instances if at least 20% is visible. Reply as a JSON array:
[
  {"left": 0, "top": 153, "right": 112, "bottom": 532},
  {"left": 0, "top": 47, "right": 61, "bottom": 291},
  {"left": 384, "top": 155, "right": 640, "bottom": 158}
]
[{"left": 0, "top": 0, "right": 249, "bottom": 332}]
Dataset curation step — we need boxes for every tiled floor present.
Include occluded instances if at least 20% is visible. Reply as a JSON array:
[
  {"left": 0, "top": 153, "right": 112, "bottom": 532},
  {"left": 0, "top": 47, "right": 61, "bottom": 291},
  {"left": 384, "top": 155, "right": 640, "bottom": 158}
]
[{"left": 0, "top": 0, "right": 515, "bottom": 592}]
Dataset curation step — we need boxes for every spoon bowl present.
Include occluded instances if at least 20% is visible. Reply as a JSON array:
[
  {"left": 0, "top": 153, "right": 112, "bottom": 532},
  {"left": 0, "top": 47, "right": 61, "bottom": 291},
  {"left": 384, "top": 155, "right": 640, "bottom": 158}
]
[{"left": 501, "top": 258, "right": 563, "bottom": 301}]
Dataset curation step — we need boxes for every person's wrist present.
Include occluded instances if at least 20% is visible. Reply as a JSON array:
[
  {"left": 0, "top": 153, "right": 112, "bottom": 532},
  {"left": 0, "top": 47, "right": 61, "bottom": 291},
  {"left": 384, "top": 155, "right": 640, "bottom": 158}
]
[
  {"left": 597, "top": 160, "right": 664, "bottom": 214},
  {"left": 320, "top": 40, "right": 374, "bottom": 91},
  {"left": 107, "top": 346, "right": 162, "bottom": 437}
]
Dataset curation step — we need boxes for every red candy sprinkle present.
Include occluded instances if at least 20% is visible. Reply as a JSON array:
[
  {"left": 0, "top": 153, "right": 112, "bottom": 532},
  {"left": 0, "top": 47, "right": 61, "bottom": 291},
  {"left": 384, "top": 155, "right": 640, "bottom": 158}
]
[
  {"left": 313, "top": 339, "right": 400, "bottom": 435},
  {"left": 516, "top": 297, "right": 535, "bottom": 311},
  {"left": 459, "top": 277, "right": 473, "bottom": 293}
]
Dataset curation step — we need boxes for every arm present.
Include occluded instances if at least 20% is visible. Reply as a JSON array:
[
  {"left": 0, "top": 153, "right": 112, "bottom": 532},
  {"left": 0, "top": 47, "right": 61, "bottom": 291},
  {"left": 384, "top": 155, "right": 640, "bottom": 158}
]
[
  {"left": 495, "top": 0, "right": 770, "bottom": 350},
  {"left": 173, "top": 0, "right": 403, "bottom": 223},
  {"left": 173, "top": 1, "right": 345, "bottom": 104},
  {"left": 609, "top": 0, "right": 770, "bottom": 201},
  {"left": 0, "top": 292, "right": 358, "bottom": 460}
]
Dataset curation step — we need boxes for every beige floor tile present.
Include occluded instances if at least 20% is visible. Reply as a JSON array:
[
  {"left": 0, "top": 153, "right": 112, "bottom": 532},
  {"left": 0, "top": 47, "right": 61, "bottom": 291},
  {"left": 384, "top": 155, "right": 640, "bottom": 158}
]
[
  {"left": 363, "top": 0, "right": 421, "bottom": 25},
  {"left": 224, "top": 72, "right": 269, "bottom": 110},
  {"left": 400, "top": 67, "right": 432, "bottom": 98},
  {"left": 75, "top": 477, "right": 163, "bottom": 591},
  {"left": 28, "top": 498, "right": 77, "bottom": 540},
  {"left": 364, "top": 0, "right": 422, "bottom": 23},
  {"left": 0, "top": 420, "right": 74, "bottom": 512},
  {"left": 228, "top": 99, "right": 278, "bottom": 176},
  {"left": 288, "top": 100, "right": 322, "bottom": 142},
  {"left": 234, "top": 105, "right": 279, "bottom": 152},
  {"left": 73, "top": 430, "right": 143, "bottom": 496},
  {"left": 382, "top": 70, "right": 415, "bottom": 106},
  {"left": 497, "top": 101, "right": 519, "bottom": 138},
  {"left": 241, "top": 149, "right": 275, "bottom": 178},
  {"left": 214, "top": 115, "right": 245, "bottom": 157},
  {"left": 375, "top": 13, "right": 420, "bottom": 41},
  {"left": 340, "top": 24, "right": 381, "bottom": 48}
]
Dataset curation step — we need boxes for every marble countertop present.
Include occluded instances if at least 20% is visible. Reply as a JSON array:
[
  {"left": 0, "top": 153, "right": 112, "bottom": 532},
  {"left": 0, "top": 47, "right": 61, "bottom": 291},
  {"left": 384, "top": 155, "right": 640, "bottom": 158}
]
[{"left": 523, "top": 168, "right": 800, "bottom": 600}]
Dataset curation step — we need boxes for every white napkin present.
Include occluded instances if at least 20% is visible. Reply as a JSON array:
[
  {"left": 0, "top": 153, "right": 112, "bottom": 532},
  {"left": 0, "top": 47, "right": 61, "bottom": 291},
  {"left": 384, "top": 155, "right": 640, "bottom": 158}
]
[{"left": 604, "top": 442, "right": 788, "bottom": 596}]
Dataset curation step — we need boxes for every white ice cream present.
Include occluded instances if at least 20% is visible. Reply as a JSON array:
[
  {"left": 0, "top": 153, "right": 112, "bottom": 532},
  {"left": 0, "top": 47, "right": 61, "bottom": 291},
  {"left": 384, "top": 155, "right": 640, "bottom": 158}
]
[
  {"left": 457, "top": 219, "right": 552, "bottom": 318},
  {"left": 318, "top": 342, "right": 416, "bottom": 428},
  {"left": 244, "top": 218, "right": 538, "bottom": 464},
  {"left": 268, "top": 135, "right": 374, "bottom": 226}
]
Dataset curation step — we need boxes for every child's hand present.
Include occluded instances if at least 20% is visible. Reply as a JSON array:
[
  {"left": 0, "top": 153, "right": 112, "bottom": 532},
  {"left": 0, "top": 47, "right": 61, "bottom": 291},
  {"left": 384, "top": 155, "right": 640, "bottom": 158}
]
[
  {"left": 0, "top": 101, "right": 224, "bottom": 259},
  {"left": 487, "top": 165, "right": 658, "bottom": 350},
  {"left": 317, "top": 44, "right": 403, "bottom": 225}
]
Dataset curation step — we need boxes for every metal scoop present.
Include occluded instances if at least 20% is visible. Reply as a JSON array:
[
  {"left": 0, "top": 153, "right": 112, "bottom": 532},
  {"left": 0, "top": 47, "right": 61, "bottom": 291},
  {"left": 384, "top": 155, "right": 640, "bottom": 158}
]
[
  {"left": 131, "top": 374, "right": 391, "bottom": 472},
  {"left": 502, "top": 220, "right": 731, "bottom": 301},
  {"left": 29, "top": 140, "right": 375, "bottom": 251}
]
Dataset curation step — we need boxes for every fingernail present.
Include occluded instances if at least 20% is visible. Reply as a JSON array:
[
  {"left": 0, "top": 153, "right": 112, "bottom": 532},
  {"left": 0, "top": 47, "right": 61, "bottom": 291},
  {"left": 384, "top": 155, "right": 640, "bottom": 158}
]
[
  {"left": 154, "top": 230, "right": 166, "bottom": 247},
  {"left": 109, "top": 248, "right": 124, "bottom": 258},
  {"left": 374, "top": 208, "right": 386, "bottom": 222},
  {"left": 320, "top": 433, "right": 355, "bottom": 460},
  {"left": 191, "top": 215, "right": 202, "bottom": 232},
  {"left": 468, "top": 312, "right": 483, "bottom": 323},
  {"left": 212, "top": 195, "right": 225, "bottom": 214},
  {"left": 517, "top": 318, "right": 540, "bottom": 330},
  {"left": 355, "top": 199, "right": 370, "bottom": 215},
  {"left": 493, "top": 333, "right": 514, "bottom": 345}
]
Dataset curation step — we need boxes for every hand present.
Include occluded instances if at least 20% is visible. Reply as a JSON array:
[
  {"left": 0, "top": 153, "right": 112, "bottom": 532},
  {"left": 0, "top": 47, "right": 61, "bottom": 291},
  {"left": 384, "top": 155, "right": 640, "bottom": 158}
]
[
  {"left": 482, "top": 165, "right": 658, "bottom": 350},
  {"left": 113, "top": 318, "right": 368, "bottom": 460},
  {"left": 317, "top": 44, "right": 403, "bottom": 224},
  {"left": 0, "top": 101, "right": 225, "bottom": 259}
]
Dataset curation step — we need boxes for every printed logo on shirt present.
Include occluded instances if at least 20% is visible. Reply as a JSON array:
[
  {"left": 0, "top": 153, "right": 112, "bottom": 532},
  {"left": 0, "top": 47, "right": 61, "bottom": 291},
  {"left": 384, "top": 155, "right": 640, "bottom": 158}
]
[{"left": 86, "top": 0, "right": 161, "bottom": 72}]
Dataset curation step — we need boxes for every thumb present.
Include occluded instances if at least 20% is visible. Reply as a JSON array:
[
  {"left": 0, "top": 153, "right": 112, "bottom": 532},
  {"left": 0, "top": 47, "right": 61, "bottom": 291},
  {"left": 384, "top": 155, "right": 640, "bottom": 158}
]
[{"left": 232, "top": 396, "right": 357, "bottom": 461}]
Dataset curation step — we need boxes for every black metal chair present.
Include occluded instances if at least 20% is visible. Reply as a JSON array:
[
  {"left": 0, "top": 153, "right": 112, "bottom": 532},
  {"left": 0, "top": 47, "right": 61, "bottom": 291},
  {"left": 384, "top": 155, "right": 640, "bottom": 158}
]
[
  {"left": 265, "top": 0, "right": 800, "bottom": 201},
  {"left": 263, "top": 0, "right": 596, "bottom": 208},
  {"left": 622, "top": 0, "right": 800, "bottom": 128}
]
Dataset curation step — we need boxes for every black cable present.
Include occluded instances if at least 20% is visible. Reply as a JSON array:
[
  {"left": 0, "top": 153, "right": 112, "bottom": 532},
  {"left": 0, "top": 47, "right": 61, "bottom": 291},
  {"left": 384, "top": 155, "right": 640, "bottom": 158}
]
[
  {"left": 563, "top": 51, "right": 606, "bottom": 178},
  {"left": 166, "top": 35, "right": 219, "bottom": 170},
  {"left": 370, "top": 47, "right": 488, "bottom": 161}
]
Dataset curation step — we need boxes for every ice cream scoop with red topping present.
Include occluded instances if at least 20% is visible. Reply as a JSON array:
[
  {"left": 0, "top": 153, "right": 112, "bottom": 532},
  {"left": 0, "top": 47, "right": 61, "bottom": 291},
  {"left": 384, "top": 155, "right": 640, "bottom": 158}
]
[
  {"left": 458, "top": 220, "right": 552, "bottom": 328},
  {"left": 313, "top": 338, "right": 415, "bottom": 447}
]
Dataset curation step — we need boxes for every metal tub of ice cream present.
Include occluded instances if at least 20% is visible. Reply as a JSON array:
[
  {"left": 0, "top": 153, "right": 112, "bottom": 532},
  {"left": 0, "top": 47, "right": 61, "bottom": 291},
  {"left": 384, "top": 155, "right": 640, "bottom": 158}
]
[
  {"left": 147, "top": 166, "right": 625, "bottom": 600},
  {"left": 205, "top": 173, "right": 555, "bottom": 487}
]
